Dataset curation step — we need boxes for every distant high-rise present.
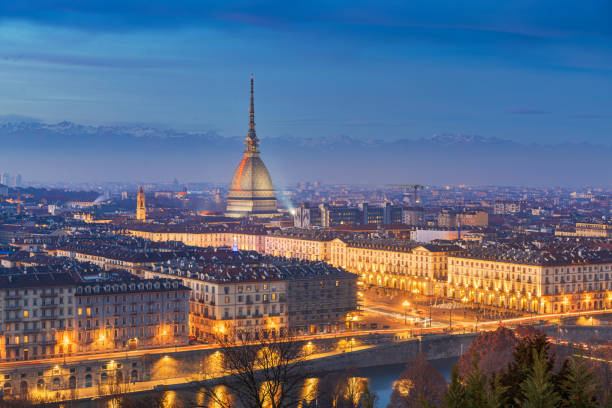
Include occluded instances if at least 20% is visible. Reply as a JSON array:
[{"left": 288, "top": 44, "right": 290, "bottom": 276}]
[
  {"left": 136, "top": 186, "right": 146, "bottom": 221},
  {"left": 13, "top": 173, "right": 21, "bottom": 187},
  {"left": 1, "top": 172, "right": 9, "bottom": 186},
  {"left": 225, "top": 75, "right": 278, "bottom": 218}
]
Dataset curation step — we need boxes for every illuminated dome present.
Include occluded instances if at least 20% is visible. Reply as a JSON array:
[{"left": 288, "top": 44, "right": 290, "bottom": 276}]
[
  {"left": 229, "top": 154, "right": 274, "bottom": 193},
  {"left": 226, "top": 75, "right": 278, "bottom": 218}
]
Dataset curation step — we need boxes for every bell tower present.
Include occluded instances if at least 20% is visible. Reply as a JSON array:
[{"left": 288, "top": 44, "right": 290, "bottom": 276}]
[{"left": 136, "top": 185, "right": 146, "bottom": 221}]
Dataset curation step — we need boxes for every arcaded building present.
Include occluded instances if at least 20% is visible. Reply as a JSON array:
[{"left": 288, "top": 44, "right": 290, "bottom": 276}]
[{"left": 226, "top": 75, "right": 278, "bottom": 218}]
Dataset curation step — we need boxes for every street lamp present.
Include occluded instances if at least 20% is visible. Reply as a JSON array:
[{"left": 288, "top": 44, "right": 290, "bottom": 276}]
[
  {"left": 402, "top": 300, "right": 410, "bottom": 325},
  {"left": 61, "top": 336, "right": 71, "bottom": 364}
]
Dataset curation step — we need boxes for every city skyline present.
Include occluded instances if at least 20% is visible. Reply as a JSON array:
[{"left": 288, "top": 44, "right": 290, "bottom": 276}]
[{"left": 1, "top": 3, "right": 612, "bottom": 406}]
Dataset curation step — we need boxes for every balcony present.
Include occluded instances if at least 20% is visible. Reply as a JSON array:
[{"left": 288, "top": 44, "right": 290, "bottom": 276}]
[
  {"left": 23, "top": 327, "right": 39, "bottom": 333},
  {"left": 4, "top": 304, "right": 21, "bottom": 311},
  {"left": 39, "top": 292, "right": 57, "bottom": 298},
  {"left": 40, "top": 304, "right": 58, "bottom": 309},
  {"left": 5, "top": 294, "right": 20, "bottom": 300}
]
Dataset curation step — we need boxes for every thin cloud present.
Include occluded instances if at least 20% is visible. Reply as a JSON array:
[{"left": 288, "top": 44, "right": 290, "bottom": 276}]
[
  {"left": 569, "top": 113, "right": 611, "bottom": 119},
  {"left": 1, "top": 53, "right": 179, "bottom": 69},
  {"left": 506, "top": 108, "right": 550, "bottom": 115}
]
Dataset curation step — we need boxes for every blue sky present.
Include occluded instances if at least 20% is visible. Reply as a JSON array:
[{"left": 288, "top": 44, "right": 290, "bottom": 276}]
[{"left": 0, "top": 1, "right": 610, "bottom": 145}]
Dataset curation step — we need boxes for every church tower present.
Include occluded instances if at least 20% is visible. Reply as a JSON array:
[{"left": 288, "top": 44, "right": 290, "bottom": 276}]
[
  {"left": 225, "top": 75, "right": 278, "bottom": 218},
  {"left": 136, "top": 185, "right": 146, "bottom": 221}
]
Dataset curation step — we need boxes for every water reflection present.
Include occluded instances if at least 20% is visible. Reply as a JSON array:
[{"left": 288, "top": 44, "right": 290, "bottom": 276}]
[
  {"left": 298, "top": 378, "right": 319, "bottom": 408},
  {"left": 84, "top": 359, "right": 457, "bottom": 408}
]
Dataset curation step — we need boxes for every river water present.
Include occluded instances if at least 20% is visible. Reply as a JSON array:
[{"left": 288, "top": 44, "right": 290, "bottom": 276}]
[
  {"left": 77, "top": 357, "right": 457, "bottom": 407},
  {"left": 358, "top": 357, "right": 457, "bottom": 406}
]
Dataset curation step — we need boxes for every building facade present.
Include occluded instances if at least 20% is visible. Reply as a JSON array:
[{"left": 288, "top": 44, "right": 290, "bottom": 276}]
[
  {"left": 140, "top": 250, "right": 358, "bottom": 339},
  {"left": 447, "top": 245, "right": 612, "bottom": 314},
  {"left": 0, "top": 272, "right": 189, "bottom": 362}
]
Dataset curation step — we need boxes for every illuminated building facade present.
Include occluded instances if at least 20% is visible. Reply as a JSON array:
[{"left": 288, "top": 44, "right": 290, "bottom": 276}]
[
  {"left": 447, "top": 245, "right": 612, "bottom": 313},
  {"left": 141, "top": 249, "right": 358, "bottom": 339},
  {"left": 0, "top": 272, "right": 189, "bottom": 362},
  {"left": 136, "top": 185, "right": 146, "bottom": 221},
  {"left": 226, "top": 76, "right": 278, "bottom": 218},
  {"left": 74, "top": 277, "right": 189, "bottom": 353},
  {"left": 125, "top": 225, "right": 458, "bottom": 297},
  {"left": 555, "top": 222, "right": 612, "bottom": 238},
  {"left": 330, "top": 238, "right": 460, "bottom": 296},
  {"left": 0, "top": 272, "right": 76, "bottom": 362}
]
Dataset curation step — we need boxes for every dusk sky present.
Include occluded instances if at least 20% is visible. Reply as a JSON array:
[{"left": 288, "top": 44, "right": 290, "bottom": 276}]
[{"left": 0, "top": 1, "right": 611, "bottom": 145}]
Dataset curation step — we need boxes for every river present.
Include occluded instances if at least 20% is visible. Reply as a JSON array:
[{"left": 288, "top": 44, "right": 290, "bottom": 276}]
[
  {"left": 358, "top": 357, "right": 457, "bottom": 406},
  {"left": 76, "top": 357, "right": 457, "bottom": 407}
]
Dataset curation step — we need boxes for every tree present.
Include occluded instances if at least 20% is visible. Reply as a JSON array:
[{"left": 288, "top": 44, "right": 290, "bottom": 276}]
[
  {"left": 463, "top": 356, "right": 490, "bottom": 408},
  {"left": 337, "top": 368, "right": 368, "bottom": 408},
  {"left": 516, "top": 349, "right": 560, "bottom": 408},
  {"left": 561, "top": 356, "right": 598, "bottom": 408},
  {"left": 359, "top": 384, "right": 378, "bottom": 408},
  {"left": 316, "top": 372, "right": 342, "bottom": 408},
  {"left": 457, "top": 326, "right": 519, "bottom": 378},
  {"left": 484, "top": 374, "right": 507, "bottom": 408},
  {"left": 388, "top": 354, "right": 447, "bottom": 408},
  {"left": 443, "top": 365, "right": 466, "bottom": 408},
  {"left": 198, "top": 328, "right": 312, "bottom": 408},
  {"left": 501, "top": 332, "right": 554, "bottom": 404}
]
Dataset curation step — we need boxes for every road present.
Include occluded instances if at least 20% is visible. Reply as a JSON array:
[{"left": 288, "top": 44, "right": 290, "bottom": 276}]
[{"left": 2, "top": 309, "right": 610, "bottom": 372}]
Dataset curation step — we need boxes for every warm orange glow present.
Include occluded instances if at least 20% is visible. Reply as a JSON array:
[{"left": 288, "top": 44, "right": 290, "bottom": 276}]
[{"left": 234, "top": 156, "right": 247, "bottom": 191}]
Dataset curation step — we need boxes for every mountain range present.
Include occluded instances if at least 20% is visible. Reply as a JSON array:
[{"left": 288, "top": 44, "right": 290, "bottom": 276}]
[{"left": 0, "top": 121, "right": 610, "bottom": 186}]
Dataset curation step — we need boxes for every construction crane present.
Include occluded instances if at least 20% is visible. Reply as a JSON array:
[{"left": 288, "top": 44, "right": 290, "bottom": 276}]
[{"left": 387, "top": 184, "right": 424, "bottom": 204}]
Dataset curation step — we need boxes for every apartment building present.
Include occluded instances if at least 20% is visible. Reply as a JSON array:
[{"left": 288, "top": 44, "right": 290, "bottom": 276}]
[
  {"left": 447, "top": 243, "right": 612, "bottom": 314},
  {"left": 125, "top": 225, "right": 460, "bottom": 297},
  {"left": 0, "top": 270, "right": 189, "bottom": 362},
  {"left": 330, "top": 238, "right": 460, "bottom": 296},
  {"left": 1, "top": 272, "right": 77, "bottom": 362},
  {"left": 141, "top": 248, "right": 358, "bottom": 339},
  {"left": 73, "top": 275, "right": 189, "bottom": 354},
  {"left": 144, "top": 259, "right": 287, "bottom": 341}
]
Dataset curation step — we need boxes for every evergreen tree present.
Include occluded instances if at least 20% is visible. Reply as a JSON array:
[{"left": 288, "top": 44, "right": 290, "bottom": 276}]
[
  {"left": 561, "top": 356, "right": 598, "bottom": 408},
  {"left": 485, "top": 374, "right": 507, "bottom": 408},
  {"left": 553, "top": 356, "right": 572, "bottom": 402},
  {"left": 502, "top": 333, "right": 554, "bottom": 404},
  {"left": 516, "top": 349, "right": 560, "bottom": 408},
  {"left": 464, "top": 357, "right": 490, "bottom": 408},
  {"left": 443, "top": 365, "right": 466, "bottom": 408}
]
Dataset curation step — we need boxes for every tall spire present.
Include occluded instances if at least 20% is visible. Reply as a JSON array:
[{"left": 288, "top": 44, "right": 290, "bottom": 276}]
[{"left": 245, "top": 73, "right": 259, "bottom": 153}]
